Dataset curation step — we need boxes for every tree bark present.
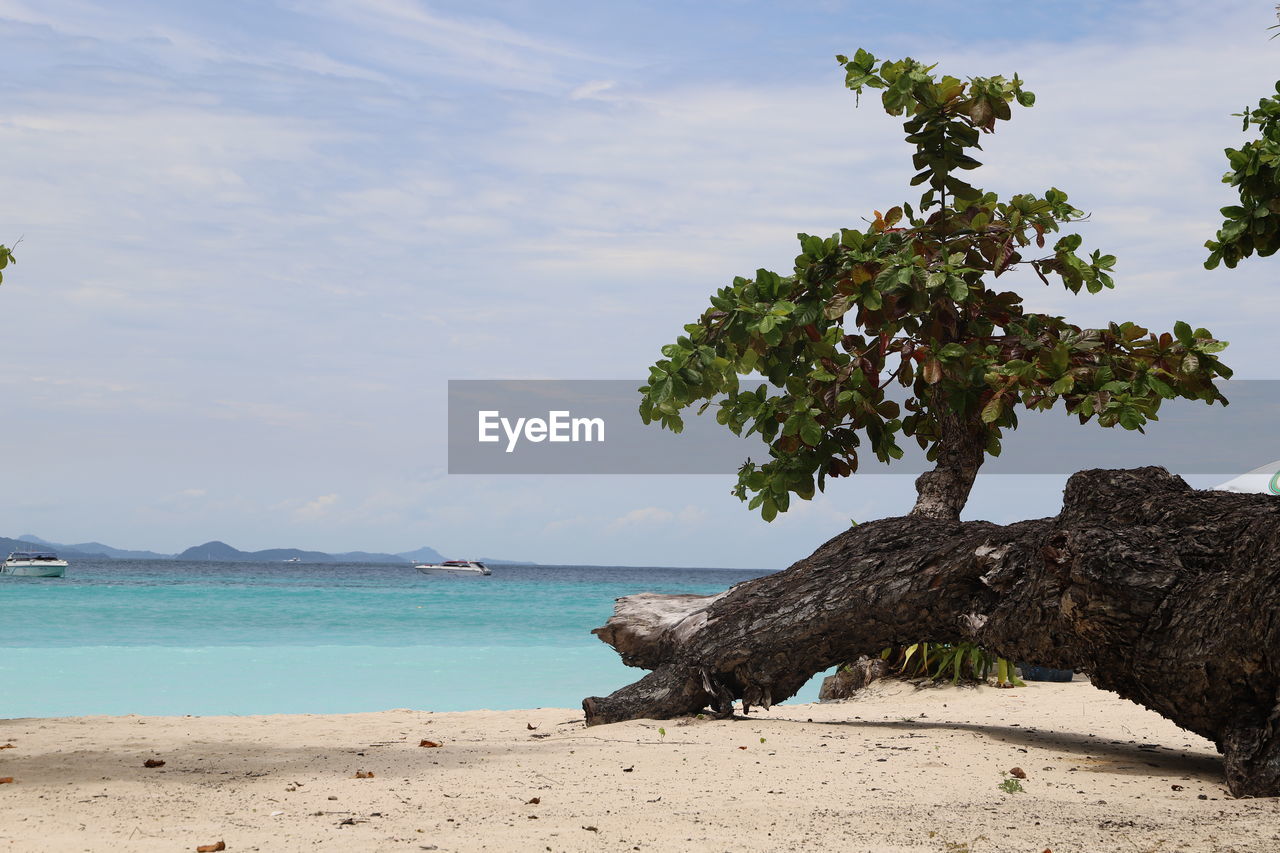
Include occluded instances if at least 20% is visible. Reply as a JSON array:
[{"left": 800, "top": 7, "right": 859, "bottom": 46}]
[
  {"left": 582, "top": 467, "right": 1280, "bottom": 798},
  {"left": 909, "top": 409, "right": 986, "bottom": 520}
]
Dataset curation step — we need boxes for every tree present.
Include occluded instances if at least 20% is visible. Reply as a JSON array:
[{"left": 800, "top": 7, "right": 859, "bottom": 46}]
[
  {"left": 583, "top": 467, "right": 1280, "bottom": 798},
  {"left": 0, "top": 242, "right": 14, "bottom": 284},
  {"left": 1205, "top": 84, "right": 1280, "bottom": 268},
  {"left": 640, "top": 50, "right": 1231, "bottom": 521},
  {"left": 586, "top": 53, "right": 1280, "bottom": 799}
]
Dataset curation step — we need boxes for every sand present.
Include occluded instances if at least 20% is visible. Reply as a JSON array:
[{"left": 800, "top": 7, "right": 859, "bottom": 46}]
[{"left": 1, "top": 679, "right": 1277, "bottom": 852}]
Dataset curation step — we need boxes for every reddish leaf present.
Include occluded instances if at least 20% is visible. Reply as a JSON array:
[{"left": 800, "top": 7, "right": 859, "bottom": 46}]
[{"left": 922, "top": 358, "right": 943, "bottom": 385}]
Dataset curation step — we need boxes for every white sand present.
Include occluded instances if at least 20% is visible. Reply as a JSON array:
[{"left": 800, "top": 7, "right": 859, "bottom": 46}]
[{"left": 2, "top": 679, "right": 1277, "bottom": 852}]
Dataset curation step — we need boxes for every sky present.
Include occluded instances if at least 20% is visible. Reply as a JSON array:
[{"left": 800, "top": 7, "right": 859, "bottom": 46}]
[{"left": 0, "top": 0, "right": 1277, "bottom": 568}]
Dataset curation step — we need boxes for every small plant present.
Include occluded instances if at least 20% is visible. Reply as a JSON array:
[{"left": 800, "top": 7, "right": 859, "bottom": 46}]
[
  {"left": 994, "top": 657, "right": 1026, "bottom": 688},
  {"left": 657, "top": 727, "right": 666, "bottom": 739},
  {"left": 998, "top": 776, "right": 1024, "bottom": 794},
  {"left": 883, "top": 641, "right": 1005, "bottom": 684}
]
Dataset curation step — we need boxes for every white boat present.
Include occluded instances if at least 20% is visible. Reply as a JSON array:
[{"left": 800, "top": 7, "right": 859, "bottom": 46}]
[
  {"left": 2, "top": 550, "right": 68, "bottom": 578},
  {"left": 414, "top": 559, "right": 491, "bottom": 576},
  {"left": 283, "top": 557, "right": 301, "bottom": 563}
]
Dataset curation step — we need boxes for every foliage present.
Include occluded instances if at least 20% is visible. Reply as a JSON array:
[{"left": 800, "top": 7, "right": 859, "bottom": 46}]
[
  {"left": 887, "top": 641, "right": 995, "bottom": 684},
  {"left": 1205, "top": 83, "right": 1280, "bottom": 269},
  {"left": 997, "top": 776, "right": 1024, "bottom": 794},
  {"left": 639, "top": 49, "right": 1231, "bottom": 519},
  {"left": 0, "top": 243, "right": 14, "bottom": 285},
  {"left": 994, "top": 657, "right": 1025, "bottom": 689}
]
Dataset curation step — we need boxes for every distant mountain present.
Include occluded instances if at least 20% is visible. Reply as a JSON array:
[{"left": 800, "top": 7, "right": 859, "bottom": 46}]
[
  {"left": 177, "top": 541, "right": 340, "bottom": 563},
  {"left": 19, "top": 534, "right": 171, "bottom": 560},
  {"left": 5, "top": 532, "right": 123, "bottom": 558},
  {"left": 0, "top": 536, "right": 106, "bottom": 560},
  {"left": 175, "top": 541, "right": 411, "bottom": 564},
  {"left": 336, "top": 551, "right": 414, "bottom": 563},
  {"left": 9, "top": 535, "right": 526, "bottom": 565},
  {"left": 390, "top": 546, "right": 534, "bottom": 565},
  {"left": 396, "top": 545, "right": 446, "bottom": 564}
]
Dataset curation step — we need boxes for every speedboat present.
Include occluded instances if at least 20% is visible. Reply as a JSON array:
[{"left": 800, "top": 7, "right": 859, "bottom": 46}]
[
  {"left": 414, "top": 559, "right": 491, "bottom": 576},
  {"left": 2, "top": 551, "right": 68, "bottom": 578}
]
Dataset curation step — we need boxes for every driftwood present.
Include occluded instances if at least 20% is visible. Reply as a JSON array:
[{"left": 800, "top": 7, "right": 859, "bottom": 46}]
[{"left": 583, "top": 467, "right": 1280, "bottom": 797}]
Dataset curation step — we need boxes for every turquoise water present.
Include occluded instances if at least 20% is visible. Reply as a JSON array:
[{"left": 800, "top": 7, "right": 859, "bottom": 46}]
[{"left": 0, "top": 560, "right": 830, "bottom": 717}]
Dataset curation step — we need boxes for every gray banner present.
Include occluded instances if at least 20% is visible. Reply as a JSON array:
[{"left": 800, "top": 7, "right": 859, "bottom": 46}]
[{"left": 447, "top": 379, "right": 1280, "bottom": 476}]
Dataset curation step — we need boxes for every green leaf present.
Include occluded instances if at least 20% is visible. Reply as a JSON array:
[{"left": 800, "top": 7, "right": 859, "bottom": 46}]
[
  {"left": 800, "top": 419, "right": 823, "bottom": 447},
  {"left": 980, "top": 396, "right": 1004, "bottom": 423},
  {"left": 1173, "top": 321, "right": 1194, "bottom": 346},
  {"left": 761, "top": 498, "right": 778, "bottom": 523}
]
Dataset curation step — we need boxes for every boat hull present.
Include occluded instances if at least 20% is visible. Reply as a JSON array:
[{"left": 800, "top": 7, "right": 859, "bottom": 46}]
[
  {"left": 1, "top": 562, "right": 67, "bottom": 578},
  {"left": 415, "top": 566, "right": 491, "bottom": 576}
]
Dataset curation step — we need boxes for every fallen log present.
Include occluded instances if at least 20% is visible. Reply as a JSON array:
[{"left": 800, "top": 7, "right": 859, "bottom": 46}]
[{"left": 582, "top": 467, "right": 1280, "bottom": 797}]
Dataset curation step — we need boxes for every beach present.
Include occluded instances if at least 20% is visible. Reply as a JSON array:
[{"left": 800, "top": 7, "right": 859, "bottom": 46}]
[{"left": 3, "top": 679, "right": 1275, "bottom": 853}]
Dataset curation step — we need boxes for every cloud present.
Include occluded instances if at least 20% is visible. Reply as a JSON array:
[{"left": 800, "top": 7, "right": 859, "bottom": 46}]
[
  {"left": 606, "top": 504, "right": 710, "bottom": 532},
  {"left": 0, "top": 2, "right": 1276, "bottom": 567},
  {"left": 607, "top": 506, "right": 673, "bottom": 531},
  {"left": 294, "top": 493, "right": 340, "bottom": 521},
  {"left": 285, "top": 0, "right": 620, "bottom": 92},
  {"left": 570, "top": 80, "right": 616, "bottom": 100},
  {"left": 543, "top": 514, "right": 589, "bottom": 533}
]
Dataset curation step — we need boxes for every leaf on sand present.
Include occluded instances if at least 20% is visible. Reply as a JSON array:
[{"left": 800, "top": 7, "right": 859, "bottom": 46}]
[
  {"left": 526, "top": 797, "right": 540, "bottom": 805},
  {"left": 582, "top": 826, "right": 599, "bottom": 833},
  {"left": 354, "top": 771, "right": 375, "bottom": 779},
  {"left": 0, "top": 743, "right": 14, "bottom": 750},
  {"left": 526, "top": 723, "right": 538, "bottom": 730},
  {"left": 0, "top": 777, "right": 13, "bottom": 784},
  {"left": 418, "top": 740, "right": 442, "bottom": 748},
  {"left": 143, "top": 759, "right": 166, "bottom": 768},
  {"left": 195, "top": 843, "right": 225, "bottom": 853}
]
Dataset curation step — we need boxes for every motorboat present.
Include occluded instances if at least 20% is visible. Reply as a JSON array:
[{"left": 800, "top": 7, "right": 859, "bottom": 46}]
[
  {"left": 414, "top": 559, "right": 491, "bottom": 576},
  {"left": 2, "top": 551, "right": 68, "bottom": 578}
]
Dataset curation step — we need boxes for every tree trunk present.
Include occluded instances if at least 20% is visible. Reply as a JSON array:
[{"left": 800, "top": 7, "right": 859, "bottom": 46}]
[
  {"left": 909, "top": 409, "right": 986, "bottom": 520},
  {"left": 582, "top": 467, "right": 1280, "bottom": 798}
]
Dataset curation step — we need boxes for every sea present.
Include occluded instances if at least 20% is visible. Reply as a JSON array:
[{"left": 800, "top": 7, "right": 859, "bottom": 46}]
[{"left": 0, "top": 560, "right": 833, "bottom": 718}]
